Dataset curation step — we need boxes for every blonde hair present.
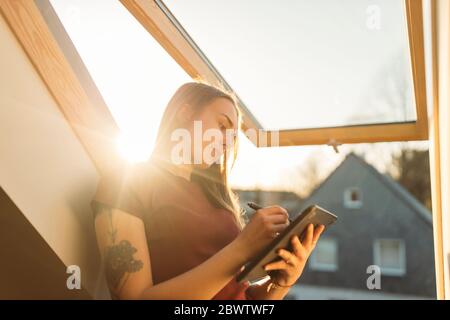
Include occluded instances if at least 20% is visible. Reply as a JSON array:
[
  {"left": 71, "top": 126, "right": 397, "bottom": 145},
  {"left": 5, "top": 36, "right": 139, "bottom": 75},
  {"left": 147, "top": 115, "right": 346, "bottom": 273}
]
[{"left": 150, "top": 81, "right": 246, "bottom": 230}]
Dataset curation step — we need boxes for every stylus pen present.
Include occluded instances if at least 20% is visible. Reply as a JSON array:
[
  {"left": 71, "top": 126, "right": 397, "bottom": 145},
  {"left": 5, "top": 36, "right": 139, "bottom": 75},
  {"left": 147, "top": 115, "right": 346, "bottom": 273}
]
[{"left": 247, "top": 201, "right": 293, "bottom": 224}]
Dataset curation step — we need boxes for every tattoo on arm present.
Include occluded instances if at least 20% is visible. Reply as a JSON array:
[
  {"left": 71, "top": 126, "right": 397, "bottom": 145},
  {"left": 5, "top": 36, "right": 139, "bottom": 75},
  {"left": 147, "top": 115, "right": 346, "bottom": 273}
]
[{"left": 96, "top": 204, "right": 144, "bottom": 295}]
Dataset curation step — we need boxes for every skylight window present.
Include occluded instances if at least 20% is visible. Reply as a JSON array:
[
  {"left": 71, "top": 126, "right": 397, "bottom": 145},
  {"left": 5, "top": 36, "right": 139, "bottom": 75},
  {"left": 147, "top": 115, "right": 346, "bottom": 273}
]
[
  {"left": 166, "top": 0, "right": 416, "bottom": 131},
  {"left": 46, "top": 0, "right": 428, "bottom": 150}
]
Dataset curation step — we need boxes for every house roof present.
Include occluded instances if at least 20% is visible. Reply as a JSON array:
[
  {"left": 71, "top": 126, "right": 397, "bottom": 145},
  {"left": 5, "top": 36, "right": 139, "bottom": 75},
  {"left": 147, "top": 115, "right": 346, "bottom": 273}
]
[
  {"left": 234, "top": 188, "right": 301, "bottom": 201},
  {"left": 234, "top": 188, "right": 303, "bottom": 218},
  {"left": 307, "top": 152, "right": 432, "bottom": 226}
]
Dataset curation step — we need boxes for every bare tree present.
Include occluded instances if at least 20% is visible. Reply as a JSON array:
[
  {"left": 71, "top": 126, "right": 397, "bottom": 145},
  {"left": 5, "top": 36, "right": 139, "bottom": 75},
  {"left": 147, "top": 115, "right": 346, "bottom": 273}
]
[
  {"left": 288, "top": 151, "right": 328, "bottom": 198},
  {"left": 388, "top": 148, "right": 432, "bottom": 211}
]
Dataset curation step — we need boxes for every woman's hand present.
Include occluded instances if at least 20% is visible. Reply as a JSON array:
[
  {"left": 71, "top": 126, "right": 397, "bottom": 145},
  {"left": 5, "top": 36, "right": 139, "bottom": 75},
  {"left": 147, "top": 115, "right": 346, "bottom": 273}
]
[
  {"left": 263, "top": 223, "right": 325, "bottom": 287},
  {"left": 234, "top": 205, "right": 290, "bottom": 262}
]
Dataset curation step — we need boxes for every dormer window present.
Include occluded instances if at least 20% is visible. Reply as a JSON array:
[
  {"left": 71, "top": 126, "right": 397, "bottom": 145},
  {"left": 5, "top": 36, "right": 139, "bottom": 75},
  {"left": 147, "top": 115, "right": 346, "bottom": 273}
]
[{"left": 344, "top": 187, "right": 363, "bottom": 209}]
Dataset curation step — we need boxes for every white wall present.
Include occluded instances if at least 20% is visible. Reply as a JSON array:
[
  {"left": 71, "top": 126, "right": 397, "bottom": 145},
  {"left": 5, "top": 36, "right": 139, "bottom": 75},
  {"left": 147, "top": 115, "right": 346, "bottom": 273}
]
[{"left": 0, "top": 13, "right": 109, "bottom": 299}]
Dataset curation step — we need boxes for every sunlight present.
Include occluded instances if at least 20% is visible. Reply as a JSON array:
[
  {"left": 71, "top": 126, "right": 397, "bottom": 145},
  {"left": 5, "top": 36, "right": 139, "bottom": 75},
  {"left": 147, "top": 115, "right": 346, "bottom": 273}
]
[{"left": 117, "top": 133, "right": 153, "bottom": 164}]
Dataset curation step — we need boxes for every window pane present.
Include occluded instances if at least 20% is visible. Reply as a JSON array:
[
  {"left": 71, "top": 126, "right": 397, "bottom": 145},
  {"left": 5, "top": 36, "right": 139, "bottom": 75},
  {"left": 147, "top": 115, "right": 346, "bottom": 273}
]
[
  {"left": 167, "top": 0, "right": 416, "bottom": 130},
  {"left": 50, "top": 0, "right": 191, "bottom": 161},
  {"left": 379, "top": 240, "right": 402, "bottom": 269},
  {"left": 237, "top": 141, "right": 435, "bottom": 299},
  {"left": 315, "top": 239, "right": 337, "bottom": 265}
]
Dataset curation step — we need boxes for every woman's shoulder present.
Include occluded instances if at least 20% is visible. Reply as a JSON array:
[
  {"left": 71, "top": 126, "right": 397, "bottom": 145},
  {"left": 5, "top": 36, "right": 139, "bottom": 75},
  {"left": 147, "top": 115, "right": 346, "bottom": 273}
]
[
  {"left": 100, "top": 157, "right": 195, "bottom": 205},
  {"left": 94, "top": 160, "right": 162, "bottom": 202},
  {"left": 123, "top": 158, "right": 180, "bottom": 193},
  {"left": 91, "top": 159, "right": 165, "bottom": 218},
  {"left": 121, "top": 159, "right": 166, "bottom": 192}
]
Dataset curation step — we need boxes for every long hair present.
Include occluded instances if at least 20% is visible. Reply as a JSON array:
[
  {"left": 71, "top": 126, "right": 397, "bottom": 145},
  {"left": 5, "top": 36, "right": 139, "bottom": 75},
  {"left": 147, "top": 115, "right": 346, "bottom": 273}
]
[{"left": 150, "top": 82, "right": 246, "bottom": 230}]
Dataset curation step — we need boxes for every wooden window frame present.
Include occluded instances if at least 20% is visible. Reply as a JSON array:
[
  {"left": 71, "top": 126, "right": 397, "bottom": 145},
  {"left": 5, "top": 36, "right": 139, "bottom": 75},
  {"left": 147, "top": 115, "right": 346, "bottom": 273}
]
[
  {"left": 429, "top": 0, "right": 448, "bottom": 300},
  {"left": 121, "top": 0, "right": 429, "bottom": 147}
]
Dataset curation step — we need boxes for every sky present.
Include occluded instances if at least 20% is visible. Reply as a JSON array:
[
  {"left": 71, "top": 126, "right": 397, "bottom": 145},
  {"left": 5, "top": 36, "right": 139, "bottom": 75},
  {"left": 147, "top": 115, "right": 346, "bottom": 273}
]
[{"left": 49, "top": 0, "right": 428, "bottom": 194}]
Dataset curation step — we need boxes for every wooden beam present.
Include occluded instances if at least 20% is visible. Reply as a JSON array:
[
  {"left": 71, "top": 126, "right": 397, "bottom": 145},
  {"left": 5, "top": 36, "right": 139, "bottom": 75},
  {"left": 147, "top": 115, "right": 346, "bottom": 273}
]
[
  {"left": 271, "top": 122, "right": 427, "bottom": 147},
  {"left": 405, "top": 0, "right": 429, "bottom": 139}
]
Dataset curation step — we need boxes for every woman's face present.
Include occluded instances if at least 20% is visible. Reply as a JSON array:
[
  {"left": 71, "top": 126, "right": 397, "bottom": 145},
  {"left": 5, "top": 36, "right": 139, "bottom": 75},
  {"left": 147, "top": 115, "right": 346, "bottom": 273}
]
[{"left": 187, "top": 97, "right": 238, "bottom": 168}]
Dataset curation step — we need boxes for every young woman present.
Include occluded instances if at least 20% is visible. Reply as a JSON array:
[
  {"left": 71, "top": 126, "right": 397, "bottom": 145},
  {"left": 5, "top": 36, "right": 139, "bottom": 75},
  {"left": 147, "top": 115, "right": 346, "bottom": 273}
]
[{"left": 91, "top": 82, "right": 325, "bottom": 300}]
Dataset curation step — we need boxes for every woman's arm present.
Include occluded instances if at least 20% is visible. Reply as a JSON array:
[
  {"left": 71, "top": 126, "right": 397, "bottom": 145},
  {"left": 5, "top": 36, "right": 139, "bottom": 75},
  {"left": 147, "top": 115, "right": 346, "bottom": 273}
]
[
  {"left": 94, "top": 204, "right": 250, "bottom": 300},
  {"left": 94, "top": 202, "right": 290, "bottom": 300}
]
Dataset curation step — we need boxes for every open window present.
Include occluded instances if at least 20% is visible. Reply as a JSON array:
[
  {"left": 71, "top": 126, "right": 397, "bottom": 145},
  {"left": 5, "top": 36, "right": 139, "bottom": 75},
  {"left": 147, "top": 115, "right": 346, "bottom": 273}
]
[
  {"left": 120, "top": 0, "right": 429, "bottom": 147},
  {"left": 19, "top": 0, "right": 428, "bottom": 160}
]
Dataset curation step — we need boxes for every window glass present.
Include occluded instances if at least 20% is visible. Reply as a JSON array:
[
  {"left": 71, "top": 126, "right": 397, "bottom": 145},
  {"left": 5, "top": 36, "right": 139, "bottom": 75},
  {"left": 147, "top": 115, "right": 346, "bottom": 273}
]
[
  {"left": 236, "top": 141, "right": 434, "bottom": 299},
  {"left": 344, "top": 187, "right": 363, "bottom": 208},
  {"left": 375, "top": 239, "right": 406, "bottom": 275},
  {"left": 310, "top": 238, "right": 338, "bottom": 271},
  {"left": 167, "top": 0, "right": 416, "bottom": 130}
]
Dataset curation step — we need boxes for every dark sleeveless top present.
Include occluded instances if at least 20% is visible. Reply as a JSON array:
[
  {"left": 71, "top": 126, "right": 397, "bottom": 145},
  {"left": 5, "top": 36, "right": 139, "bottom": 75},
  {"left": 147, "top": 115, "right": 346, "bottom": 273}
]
[{"left": 90, "top": 157, "right": 253, "bottom": 300}]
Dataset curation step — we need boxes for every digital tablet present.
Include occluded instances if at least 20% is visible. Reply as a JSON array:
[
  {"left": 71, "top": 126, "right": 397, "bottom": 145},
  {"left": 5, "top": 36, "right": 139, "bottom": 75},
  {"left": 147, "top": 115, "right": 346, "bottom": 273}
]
[{"left": 236, "top": 204, "right": 338, "bottom": 284}]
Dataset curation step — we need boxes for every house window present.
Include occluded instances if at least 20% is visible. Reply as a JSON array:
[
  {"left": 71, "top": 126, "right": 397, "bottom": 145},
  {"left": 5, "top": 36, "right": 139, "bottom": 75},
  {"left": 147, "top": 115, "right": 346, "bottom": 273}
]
[
  {"left": 373, "top": 239, "right": 406, "bottom": 276},
  {"left": 343, "top": 187, "right": 363, "bottom": 209},
  {"left": 309, "top": 238, "right": 338, "bottom": 272}
]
